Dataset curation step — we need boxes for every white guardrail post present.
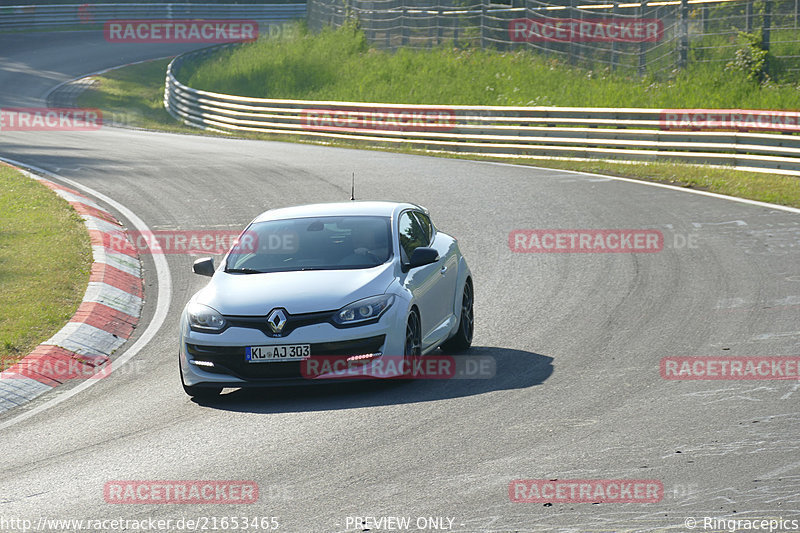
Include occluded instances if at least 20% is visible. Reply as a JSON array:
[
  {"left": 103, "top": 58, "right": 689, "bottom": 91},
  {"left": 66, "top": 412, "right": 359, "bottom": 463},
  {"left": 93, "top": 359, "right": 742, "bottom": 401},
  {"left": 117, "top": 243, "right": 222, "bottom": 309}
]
[{"left": 165, "top": 46, "right": 800, "bottom": 176}]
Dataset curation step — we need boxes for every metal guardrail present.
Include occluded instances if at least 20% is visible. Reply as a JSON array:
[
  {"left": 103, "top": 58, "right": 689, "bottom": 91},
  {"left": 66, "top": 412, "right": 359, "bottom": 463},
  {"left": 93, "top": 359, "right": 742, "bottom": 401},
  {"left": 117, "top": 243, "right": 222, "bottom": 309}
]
[
  {"left": 165, "top": 47, "right": 800, "bottom": 176},
  {"left": 0, "top": 4, "right": 306, "bottom": 31}
]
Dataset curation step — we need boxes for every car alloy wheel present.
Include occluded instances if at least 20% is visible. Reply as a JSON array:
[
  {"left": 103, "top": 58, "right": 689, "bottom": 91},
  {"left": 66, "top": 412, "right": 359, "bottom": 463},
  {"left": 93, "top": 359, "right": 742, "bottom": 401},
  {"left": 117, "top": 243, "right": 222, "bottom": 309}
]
[
  {"left": 459, "top": 282, "right": 474, "bottom": 344},
  {"left": 441, "top": 280, "right": 473, "bottom": 353},
  {"left": 403, "top": 310, "right": 422, "bottom": 377}
]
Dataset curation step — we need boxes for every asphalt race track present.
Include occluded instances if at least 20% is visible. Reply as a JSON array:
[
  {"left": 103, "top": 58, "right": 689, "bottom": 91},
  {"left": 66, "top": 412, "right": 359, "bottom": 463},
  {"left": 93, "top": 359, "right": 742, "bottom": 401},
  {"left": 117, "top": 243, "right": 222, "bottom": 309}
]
[{"left": 1, "top": 31, "right": 799, "bottom": 532}]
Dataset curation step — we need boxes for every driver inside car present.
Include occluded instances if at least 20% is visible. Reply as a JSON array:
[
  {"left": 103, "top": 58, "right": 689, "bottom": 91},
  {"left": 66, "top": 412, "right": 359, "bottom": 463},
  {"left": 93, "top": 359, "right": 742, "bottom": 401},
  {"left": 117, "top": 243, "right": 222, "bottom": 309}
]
[{"left": 339, "top": 222, "right": 386, "bottom": 265}]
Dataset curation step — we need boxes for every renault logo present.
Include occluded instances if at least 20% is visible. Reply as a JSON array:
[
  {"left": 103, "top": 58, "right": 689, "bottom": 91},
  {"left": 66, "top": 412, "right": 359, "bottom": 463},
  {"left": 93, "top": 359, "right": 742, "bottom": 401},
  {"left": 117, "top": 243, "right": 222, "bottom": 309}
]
[{"left": 267, "top": 309, "right": 287, "bottom": 334}]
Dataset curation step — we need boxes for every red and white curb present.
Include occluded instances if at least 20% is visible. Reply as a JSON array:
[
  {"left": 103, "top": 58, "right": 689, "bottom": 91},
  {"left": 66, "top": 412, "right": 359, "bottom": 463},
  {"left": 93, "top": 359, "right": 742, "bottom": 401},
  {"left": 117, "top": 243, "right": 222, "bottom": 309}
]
[{"left": 0, "top": 166, "right": 143, "bottom": 413}]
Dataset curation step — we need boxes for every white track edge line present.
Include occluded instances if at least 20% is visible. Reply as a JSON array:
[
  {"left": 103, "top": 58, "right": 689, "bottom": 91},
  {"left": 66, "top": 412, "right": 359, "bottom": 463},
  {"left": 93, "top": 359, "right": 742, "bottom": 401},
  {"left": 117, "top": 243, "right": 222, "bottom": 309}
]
[{"left": 481, "top": 160, "right": 800, "bottom": 215}]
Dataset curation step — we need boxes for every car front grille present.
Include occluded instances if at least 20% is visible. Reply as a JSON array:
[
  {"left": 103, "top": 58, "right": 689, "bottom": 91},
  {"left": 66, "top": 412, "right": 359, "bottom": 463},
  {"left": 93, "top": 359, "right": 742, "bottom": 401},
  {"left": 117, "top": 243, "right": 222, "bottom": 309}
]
[
  {"left": 186, "top": 335, "right": 386, "bottom": 380},
  {"left": 224, "top": 311, "right": 334, "bottom": 338}
]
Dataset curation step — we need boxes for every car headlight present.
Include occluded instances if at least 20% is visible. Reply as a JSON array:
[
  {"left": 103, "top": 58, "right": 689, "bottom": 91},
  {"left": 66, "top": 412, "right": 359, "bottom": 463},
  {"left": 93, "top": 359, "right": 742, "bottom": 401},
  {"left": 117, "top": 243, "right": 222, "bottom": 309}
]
[
  {"left": 333, "top": 295, "right": 395, "bottom": 326},
  {"left": 187, "top": 303, "right": 226, "bottom": 332}
]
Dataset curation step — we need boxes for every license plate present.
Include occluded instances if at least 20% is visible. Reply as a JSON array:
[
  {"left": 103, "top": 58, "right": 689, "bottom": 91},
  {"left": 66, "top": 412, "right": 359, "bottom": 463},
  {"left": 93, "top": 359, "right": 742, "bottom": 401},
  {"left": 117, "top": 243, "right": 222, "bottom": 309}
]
[{"left": 246, "top": 344, "right": 311, "bottom": 362}]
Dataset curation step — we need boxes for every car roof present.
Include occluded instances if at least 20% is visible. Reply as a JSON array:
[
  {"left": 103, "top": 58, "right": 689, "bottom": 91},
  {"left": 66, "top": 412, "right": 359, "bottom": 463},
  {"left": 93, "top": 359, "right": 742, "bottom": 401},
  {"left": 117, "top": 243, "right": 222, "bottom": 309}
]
[{"left": 252, "top": 201, "right": 427, "bottom": 223}]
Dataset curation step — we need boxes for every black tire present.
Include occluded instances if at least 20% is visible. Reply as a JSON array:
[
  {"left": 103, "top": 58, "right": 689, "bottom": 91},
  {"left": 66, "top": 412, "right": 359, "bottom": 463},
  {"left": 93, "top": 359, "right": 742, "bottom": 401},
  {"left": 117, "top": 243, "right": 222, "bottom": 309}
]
[
  {"left": 180, "top": 357, "right": 222, "bottom": 399},
  {"left": 402, "top": 309, "right": 422, "bottom": 378},
  {"left": 441, "top": 280, "right": 474, "bottom": 353}
]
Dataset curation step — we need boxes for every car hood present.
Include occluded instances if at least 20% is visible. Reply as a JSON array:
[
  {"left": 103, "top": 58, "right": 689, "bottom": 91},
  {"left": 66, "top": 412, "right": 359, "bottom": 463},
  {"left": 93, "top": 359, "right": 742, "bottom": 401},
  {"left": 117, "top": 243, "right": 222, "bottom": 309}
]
[{"left": 194, "top": 263, "right": 396, "bottom": 315}]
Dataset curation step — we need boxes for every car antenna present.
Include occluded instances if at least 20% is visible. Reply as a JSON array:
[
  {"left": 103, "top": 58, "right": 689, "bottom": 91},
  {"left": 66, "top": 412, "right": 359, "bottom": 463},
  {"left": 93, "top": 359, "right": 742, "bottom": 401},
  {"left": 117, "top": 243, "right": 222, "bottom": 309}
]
[{"left": 350, "top": 172, "right": 355, "bottom": 201}]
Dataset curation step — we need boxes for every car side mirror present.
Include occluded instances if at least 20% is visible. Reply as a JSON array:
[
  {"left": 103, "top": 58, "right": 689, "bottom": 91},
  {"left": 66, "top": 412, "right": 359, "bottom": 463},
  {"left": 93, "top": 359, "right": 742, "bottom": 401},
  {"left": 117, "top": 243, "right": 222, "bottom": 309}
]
[
  {"left": 192, "top": 257, "right": 215, "bottom": 277},
  {"left": 407, "top": 247, "right": 439, "bottom": 270}
]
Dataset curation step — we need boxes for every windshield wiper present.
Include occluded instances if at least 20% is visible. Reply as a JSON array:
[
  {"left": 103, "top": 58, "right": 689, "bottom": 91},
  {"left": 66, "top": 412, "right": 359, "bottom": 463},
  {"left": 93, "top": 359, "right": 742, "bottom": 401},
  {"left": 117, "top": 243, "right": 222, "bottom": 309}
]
[{"left": 225, "top": 268, "right": 265, "bottom": 274}]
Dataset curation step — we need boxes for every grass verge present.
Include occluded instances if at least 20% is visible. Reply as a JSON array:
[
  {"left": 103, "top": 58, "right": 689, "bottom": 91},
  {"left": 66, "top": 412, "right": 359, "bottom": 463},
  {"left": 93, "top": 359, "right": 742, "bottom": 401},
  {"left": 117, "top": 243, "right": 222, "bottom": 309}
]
[
  {"left": 180, "top": 23, "right": 800, "bottom": 109},
  {"left": 0, "top": 165, "right": 92, "bottom": 370},
  {"left": 77, "top": 58, "right": 200, "bottom": 134}
]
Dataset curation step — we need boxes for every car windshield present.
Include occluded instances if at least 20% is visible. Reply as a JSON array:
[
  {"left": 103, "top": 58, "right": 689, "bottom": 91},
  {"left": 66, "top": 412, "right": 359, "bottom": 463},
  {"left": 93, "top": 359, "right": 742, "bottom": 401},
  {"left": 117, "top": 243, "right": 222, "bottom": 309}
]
[{"left": 225, "top": 215, "right": 392, "bottom": 273}]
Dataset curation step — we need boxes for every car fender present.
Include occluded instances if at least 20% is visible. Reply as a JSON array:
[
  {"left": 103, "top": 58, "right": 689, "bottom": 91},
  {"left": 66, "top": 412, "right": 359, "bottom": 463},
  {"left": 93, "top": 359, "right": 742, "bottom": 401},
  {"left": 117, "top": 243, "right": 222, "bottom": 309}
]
[{"left": 385, "top": 279, "right": 415, "bottom": 315}]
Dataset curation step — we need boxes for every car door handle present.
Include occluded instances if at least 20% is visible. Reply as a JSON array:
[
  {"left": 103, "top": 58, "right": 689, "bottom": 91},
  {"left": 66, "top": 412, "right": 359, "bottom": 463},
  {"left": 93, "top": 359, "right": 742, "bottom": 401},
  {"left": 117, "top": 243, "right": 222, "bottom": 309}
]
[{"left": 440, "top": 265, "right": 447, "bottom": 275}]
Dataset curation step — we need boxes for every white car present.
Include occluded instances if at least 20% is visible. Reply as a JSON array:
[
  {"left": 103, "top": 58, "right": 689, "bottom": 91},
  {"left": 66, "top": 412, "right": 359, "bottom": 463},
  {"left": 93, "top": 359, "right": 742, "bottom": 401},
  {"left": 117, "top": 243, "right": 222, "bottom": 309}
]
[{"left": 179, "top": 201, "right": 473, "bottom": 398}]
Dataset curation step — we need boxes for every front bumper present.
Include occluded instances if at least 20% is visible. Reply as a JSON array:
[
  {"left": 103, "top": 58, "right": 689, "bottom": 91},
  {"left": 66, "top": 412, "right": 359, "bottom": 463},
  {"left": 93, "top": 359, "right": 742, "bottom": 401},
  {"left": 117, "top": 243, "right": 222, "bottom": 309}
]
[{"left": 179, "top": 306, "right": 407, "bottom": 388}]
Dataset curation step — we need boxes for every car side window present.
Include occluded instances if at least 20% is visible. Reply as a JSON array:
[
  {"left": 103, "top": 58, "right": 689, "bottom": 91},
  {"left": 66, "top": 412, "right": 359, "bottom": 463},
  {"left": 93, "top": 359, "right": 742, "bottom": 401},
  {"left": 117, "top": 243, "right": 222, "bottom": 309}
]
[
  {"left": 413, "top": 212, "right": 434, "bottom": 244},
  {"left": 398, "top": 211, "right": 429, "bottom": 263}
]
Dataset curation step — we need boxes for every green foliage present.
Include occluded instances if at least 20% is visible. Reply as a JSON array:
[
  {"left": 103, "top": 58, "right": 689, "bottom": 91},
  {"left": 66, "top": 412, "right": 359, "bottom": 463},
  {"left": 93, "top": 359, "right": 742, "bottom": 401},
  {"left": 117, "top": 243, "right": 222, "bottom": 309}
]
[
  {"left": 77, "top": 58, "right": 196, "bottom": 133},
  {"left": 180, "top": 23, "right": 800, "bottom": 110},
  {"left": 726, "top": 31, "right": 771, "bottom": 83},
  {"left": 182, "top": 23, "right": 367, "bottom": 99}
]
